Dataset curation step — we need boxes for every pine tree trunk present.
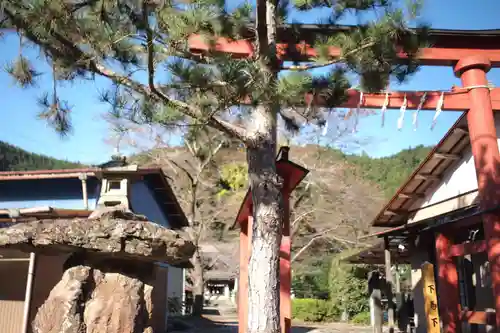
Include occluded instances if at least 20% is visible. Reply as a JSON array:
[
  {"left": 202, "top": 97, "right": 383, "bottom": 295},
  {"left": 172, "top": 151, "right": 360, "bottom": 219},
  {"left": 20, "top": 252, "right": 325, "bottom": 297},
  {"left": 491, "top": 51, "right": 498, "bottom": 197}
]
[
  {"left": 191, "top": 250, "right": 205, "bottom": 316},
  {"left": 246, "top": 104, "right": 282, "bottom": 333}
]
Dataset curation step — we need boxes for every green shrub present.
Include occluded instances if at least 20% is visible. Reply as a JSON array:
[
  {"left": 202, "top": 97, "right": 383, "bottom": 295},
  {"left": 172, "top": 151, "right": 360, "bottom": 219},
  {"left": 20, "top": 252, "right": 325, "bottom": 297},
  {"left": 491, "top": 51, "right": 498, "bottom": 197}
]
[
  {"left": 351, "top": 312, "right": 371, "bottom": 325},
  {"left": 292, "top": 298, "right": 337, "bottom": 322},
  {"left": 329, "top": 253, "right": 372, "bottom": 318}
]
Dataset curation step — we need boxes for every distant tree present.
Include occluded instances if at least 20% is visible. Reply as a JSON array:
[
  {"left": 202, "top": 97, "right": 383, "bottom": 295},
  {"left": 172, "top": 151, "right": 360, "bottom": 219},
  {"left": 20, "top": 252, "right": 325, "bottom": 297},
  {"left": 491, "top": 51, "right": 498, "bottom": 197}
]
[
  {"left": 2, "top": 1, "right": 427, "bottom": 331},
  {"left": 345, "top": 145, "right": 431, "bottom": 197},
  {"left": 328, "top": 252, "right": 374, "bottom": 318},
  {"left": 110, "top": 122, "right": 231, "bottom": 316},
  {"left": 0, "top": 141, "right": 83, "bottom": 171}
]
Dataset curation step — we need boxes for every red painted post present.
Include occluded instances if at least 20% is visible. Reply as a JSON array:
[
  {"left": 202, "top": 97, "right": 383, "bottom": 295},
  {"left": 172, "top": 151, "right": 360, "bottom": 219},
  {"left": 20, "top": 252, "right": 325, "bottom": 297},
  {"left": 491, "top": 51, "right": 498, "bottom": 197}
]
[
  {"left": 280, "top": 191, "right": 291, "bottom": 333},
  {"left": 435, "top": 233, "right": 461, "bottom": 333},
  {"left": 454, "top": 55, "right": 500, "bottom": 328},
  {"left": 239, "top": 217, "right": 253, "bottom": 333}
]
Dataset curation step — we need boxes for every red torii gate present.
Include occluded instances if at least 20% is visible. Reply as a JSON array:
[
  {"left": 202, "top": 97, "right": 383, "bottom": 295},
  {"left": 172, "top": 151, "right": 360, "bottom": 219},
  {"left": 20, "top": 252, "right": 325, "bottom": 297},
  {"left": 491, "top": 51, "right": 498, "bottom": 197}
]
[
  {"left": 192, "top": 25, "right": 500, "bottom": 333},
  {"left": 234, "top": 147, "right": 308, "bottom": 333},
  {"left": 188, "top": 25, "right": 500, "bottom": 66}
]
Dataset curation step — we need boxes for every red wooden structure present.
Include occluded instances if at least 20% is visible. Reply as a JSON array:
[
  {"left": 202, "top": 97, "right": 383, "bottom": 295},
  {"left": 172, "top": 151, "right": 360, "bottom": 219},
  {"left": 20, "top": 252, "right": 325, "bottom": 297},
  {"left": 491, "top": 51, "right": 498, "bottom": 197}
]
[
  {"left": 234, "top": 147, "right": 308, "bottom": 333},
  {"left": 193, "top": 25, "right": 500, "bottom": 333}
]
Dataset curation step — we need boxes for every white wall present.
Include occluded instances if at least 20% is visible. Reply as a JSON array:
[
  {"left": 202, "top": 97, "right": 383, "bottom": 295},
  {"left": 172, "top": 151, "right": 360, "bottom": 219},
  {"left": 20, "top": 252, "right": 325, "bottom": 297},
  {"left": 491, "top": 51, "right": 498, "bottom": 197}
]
[
  {"left": 410, "top": 112, "right": 500, "bottom": 223},
  {"left": 130, "top": 182, "right": 184, "bottom": 315},
  {"left": 155, "top": 263, "right": 185, "bottom": 316},
  {"left": 409, "top": 148, "right": 478, "bottom": 223},
  {"left": 418, "top": 148, "right": 477, "bottom": 208}
]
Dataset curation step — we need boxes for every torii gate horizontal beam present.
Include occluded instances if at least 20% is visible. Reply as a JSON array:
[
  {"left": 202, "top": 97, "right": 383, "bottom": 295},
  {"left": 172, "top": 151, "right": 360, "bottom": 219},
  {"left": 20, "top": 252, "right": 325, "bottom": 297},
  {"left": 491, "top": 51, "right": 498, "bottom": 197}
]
[
  {"left": 226, "top": 24, "right": 500, "bottom": 52},
  {"left": 251, "top": 89, "right": 500, "bottom": 111},
  {"left": 188, "top": 28, "right": 500, "bottom": 67}
]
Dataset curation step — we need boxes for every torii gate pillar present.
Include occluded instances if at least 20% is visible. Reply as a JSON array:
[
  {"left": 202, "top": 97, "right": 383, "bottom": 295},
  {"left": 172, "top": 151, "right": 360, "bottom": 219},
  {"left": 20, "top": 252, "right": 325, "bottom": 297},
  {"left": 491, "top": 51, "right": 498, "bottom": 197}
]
[
  {"left": 454, "top": 56, "right": 500, "bottom": 330},
  {"left": 235, "top": 147, "right": 309, "bottom": 333}
]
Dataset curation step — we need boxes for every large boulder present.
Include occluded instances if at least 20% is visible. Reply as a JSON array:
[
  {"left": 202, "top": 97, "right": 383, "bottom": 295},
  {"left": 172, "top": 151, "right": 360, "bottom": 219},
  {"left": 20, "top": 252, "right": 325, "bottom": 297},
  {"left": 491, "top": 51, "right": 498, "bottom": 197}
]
[{"left": 33, "top": 265, "right": 151, "bottom": 333}]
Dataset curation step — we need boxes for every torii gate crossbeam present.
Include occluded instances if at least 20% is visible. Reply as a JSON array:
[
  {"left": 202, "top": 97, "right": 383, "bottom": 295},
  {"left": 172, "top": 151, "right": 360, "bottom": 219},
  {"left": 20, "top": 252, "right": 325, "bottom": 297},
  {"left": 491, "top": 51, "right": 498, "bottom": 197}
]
[
  {"left": 188, "top": 25, "right": 500, "bottom": 67},
  {"left": 281, "top": 89, "right": 500, "bottom": 111}
]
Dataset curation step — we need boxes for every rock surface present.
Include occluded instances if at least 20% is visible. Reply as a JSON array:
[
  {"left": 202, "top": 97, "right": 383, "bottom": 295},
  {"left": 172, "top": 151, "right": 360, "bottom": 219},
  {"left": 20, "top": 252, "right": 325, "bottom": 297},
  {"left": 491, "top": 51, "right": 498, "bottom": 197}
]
[
  {"left": 33, "top": 265, "right": 91, "bottom": 333},
  {"left": 0, "top": 210, "right": 195, "bottom": 265},
  {"left": 33, "top": 265, "right": 154, "bottom": 333}
]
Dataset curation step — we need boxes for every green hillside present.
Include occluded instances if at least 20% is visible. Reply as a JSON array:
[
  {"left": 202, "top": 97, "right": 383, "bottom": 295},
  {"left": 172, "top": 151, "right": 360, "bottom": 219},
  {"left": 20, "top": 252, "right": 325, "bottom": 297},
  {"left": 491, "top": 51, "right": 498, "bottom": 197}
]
[
  {"left": 343, "top": 145, "right": 431, "bottom": 197},
  {"left": 0, "top": 139, "right": 430, "bottom": 198},
  {"left": 0, "top": 141, "right": 83, "bottom": 171}
]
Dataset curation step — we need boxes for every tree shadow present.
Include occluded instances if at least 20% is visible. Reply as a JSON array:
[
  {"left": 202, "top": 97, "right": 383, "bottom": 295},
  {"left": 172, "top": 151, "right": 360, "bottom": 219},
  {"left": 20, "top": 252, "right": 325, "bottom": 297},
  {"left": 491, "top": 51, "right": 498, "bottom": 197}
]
[
  {"left": 176, "top": 317, "right": 320, "bottom": 333},
  {"left": 203, "top": 308, "right": 222, "bottom": 315}
]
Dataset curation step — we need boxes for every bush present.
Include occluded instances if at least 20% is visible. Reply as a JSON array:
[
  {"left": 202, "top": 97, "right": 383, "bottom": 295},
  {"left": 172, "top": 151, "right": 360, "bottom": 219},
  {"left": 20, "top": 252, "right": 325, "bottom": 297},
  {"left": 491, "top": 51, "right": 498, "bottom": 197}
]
[
  {"left": 351, "top": 312, "right": 371, "bottom": 325},
  {"left": 292, "top": 298, "right": 337, "bottom": 322},
  {"left": 329, "top": 253, "right": 372, "bottom": 318}
]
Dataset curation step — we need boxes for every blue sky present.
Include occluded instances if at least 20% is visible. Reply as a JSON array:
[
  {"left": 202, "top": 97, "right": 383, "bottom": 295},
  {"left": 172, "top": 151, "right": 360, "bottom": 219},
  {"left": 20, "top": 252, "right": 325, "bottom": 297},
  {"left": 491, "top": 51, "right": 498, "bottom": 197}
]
[{"left": 1, "top": 0, "right": 500, "bottom": 164}]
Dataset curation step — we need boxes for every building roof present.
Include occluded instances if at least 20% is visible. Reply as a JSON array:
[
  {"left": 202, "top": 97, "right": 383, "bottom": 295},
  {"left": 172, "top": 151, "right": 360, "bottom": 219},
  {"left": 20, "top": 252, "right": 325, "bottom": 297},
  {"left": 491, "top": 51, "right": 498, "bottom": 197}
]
[
  {"left": 346, "top": 203, "right": 500, "bottom": 265},
  {"left": 342, "top": 241, "right": 411, "bottom": 265},
  {"left": 0, "top": 206, "right": 91, "bottom": 222},
  {"left": 371, "top": 113, "right": 471, "bottom": 227},
  {"left": 197, "top": 242, "right": 239, "bottom": 280},
  {"left": 0, "top": 167, "right": 189, "bottom": 229}
]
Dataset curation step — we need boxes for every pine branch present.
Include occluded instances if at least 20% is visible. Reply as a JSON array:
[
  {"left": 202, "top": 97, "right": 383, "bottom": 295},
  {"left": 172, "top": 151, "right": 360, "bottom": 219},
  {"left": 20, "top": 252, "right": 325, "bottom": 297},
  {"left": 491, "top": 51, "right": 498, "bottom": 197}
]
[
  {"left": 282, "top": 41, "right": 376, "bottom": 71},
  {"left": 4, "top": 4, "right": 249, "bottom": 142},
  {"left": 142, "top": 10, "right": 248, "bottom": 141}
]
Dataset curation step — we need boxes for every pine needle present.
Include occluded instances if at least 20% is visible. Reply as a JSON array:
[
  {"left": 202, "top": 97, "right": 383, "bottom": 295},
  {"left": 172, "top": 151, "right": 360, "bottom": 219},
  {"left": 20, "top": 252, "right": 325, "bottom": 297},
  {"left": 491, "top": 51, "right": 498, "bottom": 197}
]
[{"left": 5, "top": 56, "right": 41, "bottom": 88}]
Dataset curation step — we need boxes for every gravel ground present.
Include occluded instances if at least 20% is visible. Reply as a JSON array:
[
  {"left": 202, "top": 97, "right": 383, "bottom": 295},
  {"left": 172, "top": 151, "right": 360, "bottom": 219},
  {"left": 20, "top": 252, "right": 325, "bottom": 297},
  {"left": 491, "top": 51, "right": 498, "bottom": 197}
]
[
  {"left": 170, "top": 307, "right": 379, "bottom": 333},
  {"left": 175, "top": 318, "right": 377, "bottom": 333}
]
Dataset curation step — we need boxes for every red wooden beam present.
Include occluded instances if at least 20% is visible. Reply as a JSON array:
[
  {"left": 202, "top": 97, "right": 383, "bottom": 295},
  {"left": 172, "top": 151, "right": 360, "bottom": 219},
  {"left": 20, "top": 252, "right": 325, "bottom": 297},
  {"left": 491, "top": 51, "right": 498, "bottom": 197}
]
[
  {"left": 238, "top": 217, "right": 252, "bottom": 333},
  {"left": 240, "top": 88, "right": 500, "bottom": 111},
  {"left": 189, "top": 36, "right": 500, "bottom": 111},
  {"left": 233, "top": 147, "right": 309, "bottom": 227},
  {"left": 449, "top": 240, "right": 487, "bottom": 257},
  {"left": 188, "top": 35, "right": 500, "bottom": 67},
  {"left": 280, "top": 190, "right": 291, "bottom": 333},
  {"left": 435, "top": 232, "right": 461, "bottom": 333},
  {"left": 258, "top": 25, "right": 500, "bottom": 52},
  {"left": 311, "top": 88, "right": 500, "bottom": 111}
]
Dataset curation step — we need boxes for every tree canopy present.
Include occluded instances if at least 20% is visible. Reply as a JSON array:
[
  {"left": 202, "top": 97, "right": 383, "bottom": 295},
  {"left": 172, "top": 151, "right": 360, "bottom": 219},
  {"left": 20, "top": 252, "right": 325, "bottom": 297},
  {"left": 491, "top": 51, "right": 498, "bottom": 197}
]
[{"left": 1, "top": 0, "right": 427, "bottom": 140}]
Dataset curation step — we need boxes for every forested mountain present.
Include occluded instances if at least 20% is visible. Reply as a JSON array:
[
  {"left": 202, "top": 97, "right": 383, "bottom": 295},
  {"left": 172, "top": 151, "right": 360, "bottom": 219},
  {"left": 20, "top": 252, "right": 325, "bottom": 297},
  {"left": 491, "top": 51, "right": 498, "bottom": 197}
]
[
  {"left": 0, "top": 141, "right": 83, "bottom": 171},
  {"left": 343, "top": 145, "right": 432, "bottom": 197},
  {"left": 0, "top": 139, "right": 430, "bottom": 277},
  {"left": 0, "top": 139, "right": 429, "bottom": 198}
]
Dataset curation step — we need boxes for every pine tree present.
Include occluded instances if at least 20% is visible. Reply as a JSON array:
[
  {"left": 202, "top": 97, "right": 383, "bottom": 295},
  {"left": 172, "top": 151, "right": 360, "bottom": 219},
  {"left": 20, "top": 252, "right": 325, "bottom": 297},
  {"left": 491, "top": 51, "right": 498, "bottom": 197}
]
[{"left": 1, "top": 1, "right": 427, "bottom": 332}]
